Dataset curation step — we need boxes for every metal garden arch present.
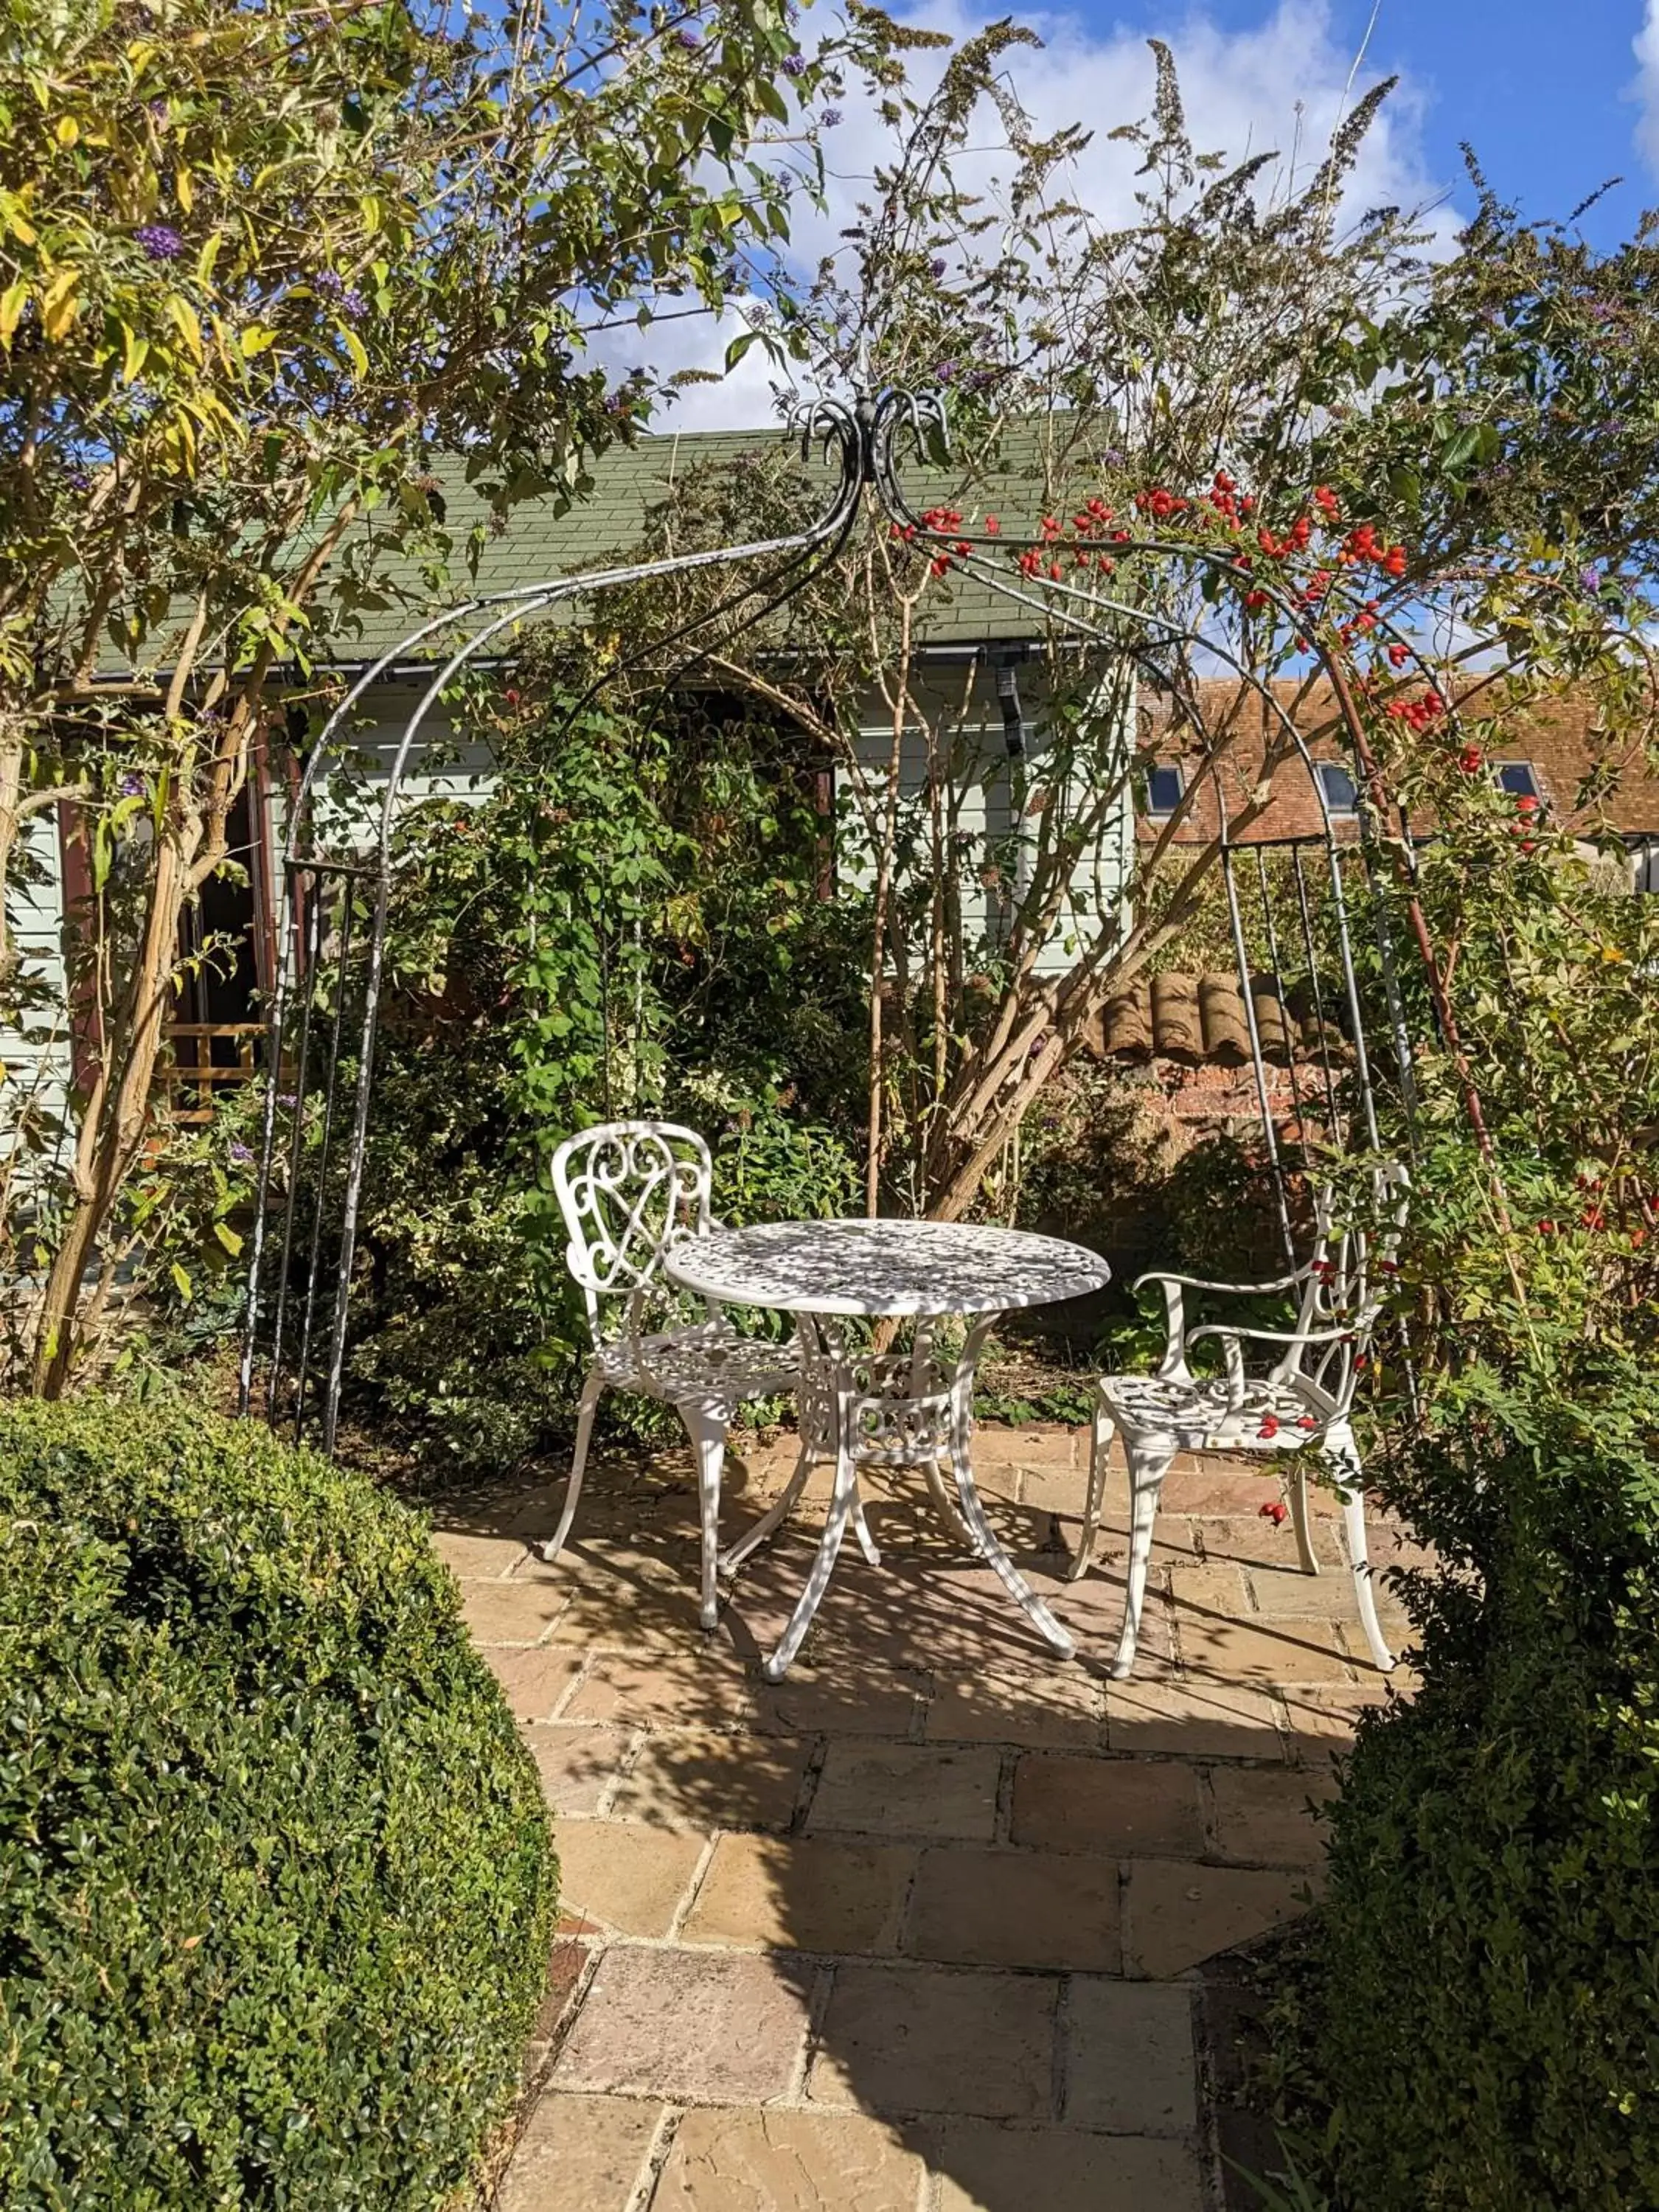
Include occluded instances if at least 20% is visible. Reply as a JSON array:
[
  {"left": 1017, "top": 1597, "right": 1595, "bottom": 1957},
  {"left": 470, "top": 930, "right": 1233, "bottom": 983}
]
[{"left": 242, "top": 383, "right": 1427, "bottom": 1448}]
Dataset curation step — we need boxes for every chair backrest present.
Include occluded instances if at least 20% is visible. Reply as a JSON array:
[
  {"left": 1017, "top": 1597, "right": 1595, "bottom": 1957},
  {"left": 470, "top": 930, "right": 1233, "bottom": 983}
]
[
  {"left": 1278, "top": 1162, "right": 1410, "bottom": 1414},
  {"left": 551, "top": 1120, "right": 714, "bottom": 1345}
]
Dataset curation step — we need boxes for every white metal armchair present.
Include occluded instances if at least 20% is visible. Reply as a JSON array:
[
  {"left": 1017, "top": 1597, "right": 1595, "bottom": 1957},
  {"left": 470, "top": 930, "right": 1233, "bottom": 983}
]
[
  {"left": 536, "top": 1120, "right": 800, "bottom": 1628},
  {"left": 1071, "top": 1166, "right": 1409, "bottom": 1679}
]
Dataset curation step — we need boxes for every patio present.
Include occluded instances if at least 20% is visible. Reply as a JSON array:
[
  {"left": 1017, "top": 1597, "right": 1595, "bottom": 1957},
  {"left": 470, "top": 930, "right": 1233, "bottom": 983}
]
[{"left": 438, "top": 1421, "right": 1418, "bottom": 2212}]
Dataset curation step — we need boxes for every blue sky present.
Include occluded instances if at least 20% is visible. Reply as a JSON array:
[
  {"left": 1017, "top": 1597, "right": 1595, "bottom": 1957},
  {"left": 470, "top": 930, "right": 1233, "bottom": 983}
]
[
  {"left": 1154, "top": 0, "right": 1654, "bottom": 248},
  {"left": 649, "top": 0, "right": 1659, "bottom": 424}
]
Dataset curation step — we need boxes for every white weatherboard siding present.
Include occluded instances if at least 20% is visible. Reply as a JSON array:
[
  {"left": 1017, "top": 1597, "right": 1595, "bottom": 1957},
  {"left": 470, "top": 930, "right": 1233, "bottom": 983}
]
[
  {"left": 293, "top": 684, "right": 495, "bottom": 855},
  {"left": 2, "top": 811, "right": 74, "bottom": 1178},
  {"left": 845, "top": 667, "right": 1135, "bottom": 977},
  {"left": 274, "top": 670, "right": 1135, "bottom": 979}
]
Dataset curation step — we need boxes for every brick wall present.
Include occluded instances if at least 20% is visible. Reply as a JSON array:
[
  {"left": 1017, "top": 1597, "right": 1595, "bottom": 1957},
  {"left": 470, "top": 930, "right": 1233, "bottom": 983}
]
[{"left": 1135, "top": 678, "right": 1659, "bottom": 846}]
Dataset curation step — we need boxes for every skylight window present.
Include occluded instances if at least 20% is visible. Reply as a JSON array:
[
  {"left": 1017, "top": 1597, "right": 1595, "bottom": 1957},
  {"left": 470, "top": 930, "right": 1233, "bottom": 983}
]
[
  {"left": 1495, "top": 762, "right": 1540, "bottom": 800},
  {"left": 1145, "top": 763, "right": 1183, "bottom": 815},
  {"left": 1317, "top": 762, "right": 1359, "bottom": 815}
]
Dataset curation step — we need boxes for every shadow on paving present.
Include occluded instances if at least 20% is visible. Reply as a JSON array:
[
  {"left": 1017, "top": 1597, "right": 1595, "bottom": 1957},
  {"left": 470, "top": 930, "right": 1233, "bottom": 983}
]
[{"left": 429, "top": 1429, "right": 1412, "bottom": 2212}]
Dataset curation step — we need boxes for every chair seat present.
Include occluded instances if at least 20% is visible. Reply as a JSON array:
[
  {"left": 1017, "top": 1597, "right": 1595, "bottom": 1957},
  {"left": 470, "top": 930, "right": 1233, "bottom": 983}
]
[
  {"left": 596, "top": 1319, "right": 799, "bottom": 1406},
  {"left": 1099, "top": 1371, "right": 1328, "bottom": 1452}
]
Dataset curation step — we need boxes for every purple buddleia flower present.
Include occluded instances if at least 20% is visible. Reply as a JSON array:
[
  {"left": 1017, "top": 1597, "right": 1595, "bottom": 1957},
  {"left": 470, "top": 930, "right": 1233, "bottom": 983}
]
[
  {"left": 819, "top": 107, "right": 841, "bottom": 127},
  {"left": 930, "top": 257, "right": 947, "bottom": 278},
  {"left": 229, "top": 1141, "right": 254, "bottom": 1165},
  {"left": 316, "top": 271, "right": 368, "bottom": 319},
  {"left": 676, "top": 24, "right": 702, "bottom": 49},
  {"left": 934, "top": 360, "right": 959, "bottom": 384},
  {"left": 781, "top": 51, "right": 806, "bottom": 76},
  {"left": 1581, "top": 566, "right": 1603, "bottom": 595},
  {"left": 136, "top": 223, "right": 184, "bottom": 262},
  {"left": 149, "top": 97, "right": 169, "bottom": 125},
  {"left": 119, "top": 771, "right": 147, "bottom": 798}
]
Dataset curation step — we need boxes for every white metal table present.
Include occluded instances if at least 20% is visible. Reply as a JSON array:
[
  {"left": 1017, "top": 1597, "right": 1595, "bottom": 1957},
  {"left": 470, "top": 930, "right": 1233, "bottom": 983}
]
[{"left": 665, "top": 1219, "right": 1110, "bottom": 1680}]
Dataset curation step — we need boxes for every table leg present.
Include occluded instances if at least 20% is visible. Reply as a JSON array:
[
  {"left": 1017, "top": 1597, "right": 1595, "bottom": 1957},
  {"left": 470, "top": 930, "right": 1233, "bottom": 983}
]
[
  {"left": 849, "top": 1488, "right": 883, "bottom": 1567},
  {"left": 719, "top": 1349, "right": 881, "bottom": 1581},
  {"left": 914, "top": 1321, "right": 977, "bottom": 1547},
  {"left": 720, "top": 1434, "right": 814, "bottom": 1577},
  {"left": 762, "top": 1424, "right": 858, "bottom": 1681},
  {"left": 922, "top": 1454, "right": 975, "bottom": 1545},
  {"left": 946, "top": 1315, "right": 1076, "bottom": 1658}
]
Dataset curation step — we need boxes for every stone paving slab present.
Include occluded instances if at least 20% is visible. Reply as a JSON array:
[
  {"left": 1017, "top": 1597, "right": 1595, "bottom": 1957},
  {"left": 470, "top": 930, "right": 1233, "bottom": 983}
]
[
  {"left": 460, "top": 1580, "right": 571, "bottom": 1648},
  {"left": 807, "top": 1963, "right": 1060, "bottom": 2123},
  {"left": 611, "top": 1732, "right": 813, "bottom": 1833},
  {"left": 554, "top": 1949, "right": 815, "bottom": 2104},
  {"left": 495, "top": 2092, "right": 663, "bottom": 2212},
  {"left": 525, "top": 1723, "right": 637, "bottom": 1815},
  {"left": 1105, "top": 1678, "right": 1287, "bottom": 1761},
  {"left": 922, "top": 1662, "right": 1103, "bottom": 1750},
  {"left": 1010, "top": 1751, "right": 1206, "bottom": 1857},
  {"left": 656, "top": 2109, "right": 924, "bottom": 2212},
  {"left": 493, "top": 1647, "right": 588, "bottom": 1723},
  {"left": 445, "top": 1421, "right": 1418, "bottom": 2211},
  {"left": 557, "top": 1822, "right": 712, "bottom": 1939},
  {"left": 1208, "top": 1763, "right": 1340, "bottom": 1868},
  {"left": 1123, "top": 1859, "right": 1315, "bottom": 1979},
  {"left": 900, "top": 1846, "right": 1121, "bottom": 1974},
  {"left": 683, "top": 1837, "right": 914, "bottom": 1956},
  {"left": 1060, "top": 1978, "right": 1197, "bottom": 2134},
  {"left": 925, "top": 2121, "right": 1205, "bottom": 2211},
  {"left": 808, "top": 1743, "right": 1002, "bottom": 1843}
]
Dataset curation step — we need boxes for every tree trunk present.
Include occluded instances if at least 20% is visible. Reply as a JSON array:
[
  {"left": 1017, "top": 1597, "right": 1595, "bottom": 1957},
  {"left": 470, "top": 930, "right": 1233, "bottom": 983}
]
[
  {"left": 32, "top": 816, "right": 193, "bottom": 1394},
  {"left": 0, "top": 717, "right": 24, "bottom": 998}
]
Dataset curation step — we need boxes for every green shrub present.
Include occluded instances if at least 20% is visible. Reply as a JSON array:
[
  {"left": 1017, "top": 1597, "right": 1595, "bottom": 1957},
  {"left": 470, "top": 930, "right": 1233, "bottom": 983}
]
[
  {"left": 317, "top": 695, "right": 870, "bottom": 1474},
  {"left": 1275, "top": 1363, "right": 1659, "bottom": 2209},
  {"left": 0, "top": 1394, "right": 557, "bottom": 2210}
]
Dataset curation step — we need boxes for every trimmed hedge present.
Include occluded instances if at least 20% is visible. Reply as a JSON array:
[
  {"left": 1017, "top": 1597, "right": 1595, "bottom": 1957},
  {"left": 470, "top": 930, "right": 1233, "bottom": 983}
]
[
  {"left": 1278, "top": 1365, "right": 1659, "bottom": 2209},
  {"left": 0, "top": 1394, "right": 557, "bottom": 2209}
]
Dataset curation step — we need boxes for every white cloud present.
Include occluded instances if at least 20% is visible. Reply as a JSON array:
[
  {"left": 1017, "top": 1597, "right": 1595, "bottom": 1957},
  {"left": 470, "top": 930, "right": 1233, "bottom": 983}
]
[
  {"left": 601, "top": 0, "right": 1454, "bottom": 431},
  {"left": 1635, "top": 1, "right": 1659, "bottom": 175}
]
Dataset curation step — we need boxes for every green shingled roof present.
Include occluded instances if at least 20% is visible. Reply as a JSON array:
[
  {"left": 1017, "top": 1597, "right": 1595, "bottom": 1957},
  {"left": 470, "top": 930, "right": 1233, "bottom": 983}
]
[{"left": 313, "top": 417, "right": 1110, "bottom": 666}]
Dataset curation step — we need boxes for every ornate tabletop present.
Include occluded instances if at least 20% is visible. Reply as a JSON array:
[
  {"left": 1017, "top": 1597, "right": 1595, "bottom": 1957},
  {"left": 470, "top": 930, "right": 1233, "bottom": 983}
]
[{"left": 664, "top": 1217, "right": 1109, "bottom": 1318}]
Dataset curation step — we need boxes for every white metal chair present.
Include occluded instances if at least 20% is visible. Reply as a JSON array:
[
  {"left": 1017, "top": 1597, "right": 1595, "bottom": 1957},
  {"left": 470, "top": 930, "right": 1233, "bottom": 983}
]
[
  {"left": 1070, "top": 1166, "right": 1409, "bottom": 1679},
  {"left": 536, "top": 1120, "right": 801, "bottom": 1627}
]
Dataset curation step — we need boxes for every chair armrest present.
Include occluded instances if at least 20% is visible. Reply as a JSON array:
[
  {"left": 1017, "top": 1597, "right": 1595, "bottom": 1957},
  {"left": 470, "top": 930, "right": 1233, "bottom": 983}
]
[
  {"left": 1186, "top": 1320, "right": 1361, "bottom": 1352},
  {"left": 1135, "top": 1267, "right": 1309, "bottom": 1383},
  {"left": 1187, "top": 1318, "right": 1365, "bottom": 1413},
  {"left": 1131, "top": 1267, "right": 1307, "bottom": 1297}
]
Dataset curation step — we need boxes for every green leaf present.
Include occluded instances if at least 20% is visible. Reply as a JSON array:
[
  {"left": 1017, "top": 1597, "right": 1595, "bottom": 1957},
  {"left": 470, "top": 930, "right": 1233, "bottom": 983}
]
[
  {"left": 170, "top": 1260, "right": 193, "bottom": 1301},
  {"left": 166, "top": 292, "right": 203, "bottom": 364},
  {"left": 1388, "top": 465, "right": 1422, "bottom": 511},
  {"left": 0, "top": 279, "right": 29, "bottom": 347}
]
